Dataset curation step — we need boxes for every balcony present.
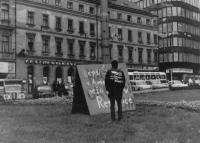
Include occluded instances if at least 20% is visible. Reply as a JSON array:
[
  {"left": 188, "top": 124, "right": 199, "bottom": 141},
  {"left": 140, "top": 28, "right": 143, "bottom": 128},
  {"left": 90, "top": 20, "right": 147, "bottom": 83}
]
[
  {"left": 0, "top": 52, "right": 15, "bottom": 59},
  {"left": 68, "top": 54, "right": 75, "bottom": 59}
]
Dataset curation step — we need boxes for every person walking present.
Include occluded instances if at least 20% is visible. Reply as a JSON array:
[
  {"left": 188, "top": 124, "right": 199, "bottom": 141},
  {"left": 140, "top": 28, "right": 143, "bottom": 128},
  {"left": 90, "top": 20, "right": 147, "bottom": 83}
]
[
  {"left": 105, "top": 60, "right": 126, "bottom": 122},
  {"left": 52, "top": 80, "right": 57, "bottom": 96}
]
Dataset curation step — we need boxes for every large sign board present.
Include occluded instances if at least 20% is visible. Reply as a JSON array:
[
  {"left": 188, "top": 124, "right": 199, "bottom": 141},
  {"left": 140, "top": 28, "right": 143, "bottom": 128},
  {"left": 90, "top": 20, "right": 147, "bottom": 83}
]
[{"left": 72, "top": 63, "right": 135, "bottom": 115}]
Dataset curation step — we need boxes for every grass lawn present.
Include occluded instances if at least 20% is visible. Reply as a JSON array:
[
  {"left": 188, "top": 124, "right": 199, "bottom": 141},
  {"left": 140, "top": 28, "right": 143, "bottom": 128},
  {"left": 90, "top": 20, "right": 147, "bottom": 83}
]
[
  {"left": 0, "top": 90, "right": 200, "bottom": 143},
  {"left": 135, "top": 89, "right": 200, "bottom": 102}
]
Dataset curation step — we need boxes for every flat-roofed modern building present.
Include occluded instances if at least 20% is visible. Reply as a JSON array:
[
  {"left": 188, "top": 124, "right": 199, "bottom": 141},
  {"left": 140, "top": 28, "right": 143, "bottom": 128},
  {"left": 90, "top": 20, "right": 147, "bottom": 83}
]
[{"left": 134, "top": 0, "right": 200, "bottom": 81}]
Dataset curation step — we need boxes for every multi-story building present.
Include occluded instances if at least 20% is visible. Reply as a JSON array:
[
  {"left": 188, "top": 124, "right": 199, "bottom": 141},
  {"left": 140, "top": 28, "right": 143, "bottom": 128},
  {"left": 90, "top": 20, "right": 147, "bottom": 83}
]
[
  {"left": 134, "top": 0, "right": 200, "bottom": 81},
  {"left": 1, "top": 0, "right": 158, "bottom": 94},
  {"left": 0, "top": 0, "right": 16, "bottom": 79}
]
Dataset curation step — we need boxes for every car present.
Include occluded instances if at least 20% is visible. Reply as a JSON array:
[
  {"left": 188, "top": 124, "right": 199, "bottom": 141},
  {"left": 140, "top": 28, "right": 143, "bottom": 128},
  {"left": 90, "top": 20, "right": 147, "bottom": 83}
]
[
  {"left": 168, "top": 80, "right": 188, "bottom": 88},
  {"left": 130, "top": 81, "right": 152, "bottom": 91},
  {"left": 32, "top": 85, "right": 54, "bottom": 99},
  {"left": 151, "top": 80, "right": 169, "bottom": 89}
]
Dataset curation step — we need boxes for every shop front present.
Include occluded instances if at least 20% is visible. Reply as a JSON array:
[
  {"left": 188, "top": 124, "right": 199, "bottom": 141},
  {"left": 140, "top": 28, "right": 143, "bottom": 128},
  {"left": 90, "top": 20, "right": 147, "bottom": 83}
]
[
  {"left": 17, "top": 59, "right": 76, "bottom": 94},
  {"left": 0, "top": 62, "right": 15, "bottom": 79},
  {"left": 166, "top": 68, "right": 194, "bottom": 81}
]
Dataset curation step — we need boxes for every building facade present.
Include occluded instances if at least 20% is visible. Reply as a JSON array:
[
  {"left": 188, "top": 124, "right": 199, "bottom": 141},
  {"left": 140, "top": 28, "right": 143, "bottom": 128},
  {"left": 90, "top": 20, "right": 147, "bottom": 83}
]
[
  {"left": 0, "top": 0, "right": 16, "bottom": 79},
  {"left": 134, "top": 0, "right": 200, "bottom": 81},
  {"left": 1, "top": 0, "right": 158, "bottom": 94}
]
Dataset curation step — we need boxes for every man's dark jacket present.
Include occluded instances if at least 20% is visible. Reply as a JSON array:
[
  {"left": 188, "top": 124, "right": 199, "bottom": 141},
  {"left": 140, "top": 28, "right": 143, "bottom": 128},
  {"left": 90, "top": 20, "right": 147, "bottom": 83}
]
[{"left": 105, "top": 68, "right": 126, "bottom": 99}]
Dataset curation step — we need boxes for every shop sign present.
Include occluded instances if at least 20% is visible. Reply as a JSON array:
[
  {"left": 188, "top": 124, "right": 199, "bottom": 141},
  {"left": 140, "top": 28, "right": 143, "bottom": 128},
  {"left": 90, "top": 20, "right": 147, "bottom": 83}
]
[
  {"left": 166, "top": 68, "right": 193, "bottom": 74},
  {"left": 0, "top": 62, "right": 8, "bottom": 73},
  {"left": 25, "top": 59, "right": 76, "bottom": 66}
]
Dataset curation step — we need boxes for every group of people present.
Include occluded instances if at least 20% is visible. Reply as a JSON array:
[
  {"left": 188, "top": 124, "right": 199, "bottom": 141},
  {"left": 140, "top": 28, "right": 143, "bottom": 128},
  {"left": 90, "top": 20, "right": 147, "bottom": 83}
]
[{"left": 52, "top": 81, "right": 66, "bottom": 96}]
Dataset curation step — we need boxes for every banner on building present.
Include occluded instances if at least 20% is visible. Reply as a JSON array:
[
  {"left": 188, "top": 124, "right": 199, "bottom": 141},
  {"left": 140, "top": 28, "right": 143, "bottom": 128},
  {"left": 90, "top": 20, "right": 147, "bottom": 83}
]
[{"left": 72, "top": 63, "right": 135, "bottom": 115}]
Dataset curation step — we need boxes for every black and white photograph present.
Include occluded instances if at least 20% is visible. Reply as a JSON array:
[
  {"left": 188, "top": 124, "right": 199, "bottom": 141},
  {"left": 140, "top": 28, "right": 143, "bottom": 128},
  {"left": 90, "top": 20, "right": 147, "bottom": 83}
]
[{"left": 0, "top": 0, "right": 200, "bottom": 142}]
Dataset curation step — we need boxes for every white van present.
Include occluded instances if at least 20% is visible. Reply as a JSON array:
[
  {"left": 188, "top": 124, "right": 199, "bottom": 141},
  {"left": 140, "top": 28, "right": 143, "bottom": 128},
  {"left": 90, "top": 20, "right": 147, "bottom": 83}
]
[{"left": 0, "top": 79, "right": 25, "bottom": 100}]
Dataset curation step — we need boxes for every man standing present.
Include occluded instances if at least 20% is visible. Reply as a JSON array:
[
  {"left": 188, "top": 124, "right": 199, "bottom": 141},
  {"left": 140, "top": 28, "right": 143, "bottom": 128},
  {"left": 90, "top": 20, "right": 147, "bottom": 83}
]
[{"left": 105, "top": 60, "right": 126, "bottom": 122}]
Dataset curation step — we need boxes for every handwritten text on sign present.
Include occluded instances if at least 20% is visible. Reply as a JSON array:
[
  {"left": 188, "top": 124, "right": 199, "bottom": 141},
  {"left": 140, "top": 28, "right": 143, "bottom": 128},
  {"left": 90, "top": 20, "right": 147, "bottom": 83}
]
[{"left": 77, "top": 64, "right": 135, "bottom": 115}]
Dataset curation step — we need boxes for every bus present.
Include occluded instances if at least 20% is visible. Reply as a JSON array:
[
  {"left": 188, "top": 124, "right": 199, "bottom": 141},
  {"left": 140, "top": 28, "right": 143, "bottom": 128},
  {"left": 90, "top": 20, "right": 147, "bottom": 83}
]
[{"left": 127, "top": 68, "right": 167, "bottom": 84}]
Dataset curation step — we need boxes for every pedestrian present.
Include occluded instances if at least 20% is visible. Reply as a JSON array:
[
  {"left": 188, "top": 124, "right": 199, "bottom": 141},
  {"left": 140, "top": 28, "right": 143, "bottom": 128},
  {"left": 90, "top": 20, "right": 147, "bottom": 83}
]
[
  {"left": 105, "top": 60, "right": 126, "bottom": 122},
  {"left": 57, "top": 81, "right": 60, "bottom": 96},
  {"left": 52, "top": 80, "right": 57, "bottom": 96}
]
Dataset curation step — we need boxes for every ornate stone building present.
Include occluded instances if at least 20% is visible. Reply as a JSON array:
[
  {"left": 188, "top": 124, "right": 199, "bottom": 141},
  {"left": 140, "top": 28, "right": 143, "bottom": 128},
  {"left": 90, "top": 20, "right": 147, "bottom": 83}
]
[{"left": 2, "top": 0, "right": 158, "bottom": 94}]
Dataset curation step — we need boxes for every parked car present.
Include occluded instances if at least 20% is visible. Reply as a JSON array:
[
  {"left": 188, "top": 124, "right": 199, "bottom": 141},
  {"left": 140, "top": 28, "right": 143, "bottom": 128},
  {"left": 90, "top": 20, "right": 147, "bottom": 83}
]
[
  {"left": 151, "top": 80, "right": 169, "bottom": 89},
  {"left": 130, "top": 81, "right": 152, "bottom": 91},
  {"left": 168, "top": 80, "right": 188, "bottom": 88},
  {"left": 33, "top": 85, "right": 54, "bottom": 99}
]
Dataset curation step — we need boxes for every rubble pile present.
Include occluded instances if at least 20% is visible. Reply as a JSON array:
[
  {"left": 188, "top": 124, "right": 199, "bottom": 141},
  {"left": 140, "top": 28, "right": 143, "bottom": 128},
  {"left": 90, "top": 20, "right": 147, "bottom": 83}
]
[{"left": 12, "top": 96, "right": 74, "bottom": 105}]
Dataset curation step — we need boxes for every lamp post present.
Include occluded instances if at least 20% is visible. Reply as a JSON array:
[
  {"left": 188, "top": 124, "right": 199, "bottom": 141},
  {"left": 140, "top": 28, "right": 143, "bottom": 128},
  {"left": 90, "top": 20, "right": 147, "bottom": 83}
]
[{"left": 100, "top": 0, "right": 110, "bottom": 64}]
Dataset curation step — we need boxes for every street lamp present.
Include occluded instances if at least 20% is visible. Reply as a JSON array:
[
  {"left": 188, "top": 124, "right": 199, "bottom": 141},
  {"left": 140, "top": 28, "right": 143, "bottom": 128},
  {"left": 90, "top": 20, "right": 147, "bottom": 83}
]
[{"left": 101, "top": 0, "right": 110, "bottom": 64}]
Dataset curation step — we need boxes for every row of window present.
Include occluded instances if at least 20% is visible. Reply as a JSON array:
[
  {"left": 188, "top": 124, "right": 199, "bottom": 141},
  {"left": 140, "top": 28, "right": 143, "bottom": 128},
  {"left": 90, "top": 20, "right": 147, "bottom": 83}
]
[
  {"left": 27, "top": 11, "right": 158, "bottom": 45},
  {"left": 158, "top": 22, "right": 200, "bottom": 36},
  {"left": 110, "top": 28, "right": 158, "bottom": 44},
  {"left": 159, "top": 37, "right": 200, "bottom": 49},
  {"left": 33, "top": 0, "right": 96, "bottom": 14},
  {"left": 30, "top": 0, "right": 157, "bottom": 27},
  {"left": 159, "top": 52, "right": 200, "bottom": 63},
  {"left": 158, "top": 7, "right": 200, "bottom": 22},
  {"left": 135, "top": 0, "right": 200, "bottom": 9},
  {"left": 109, "top": 11, "right": 157, "bottom": 27}
]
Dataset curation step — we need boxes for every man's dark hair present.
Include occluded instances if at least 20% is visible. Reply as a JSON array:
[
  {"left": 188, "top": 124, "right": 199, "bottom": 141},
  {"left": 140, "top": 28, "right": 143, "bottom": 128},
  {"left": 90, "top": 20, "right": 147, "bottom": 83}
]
[{"left": 111, "top": 60, "right": 118, "bottom": 68}]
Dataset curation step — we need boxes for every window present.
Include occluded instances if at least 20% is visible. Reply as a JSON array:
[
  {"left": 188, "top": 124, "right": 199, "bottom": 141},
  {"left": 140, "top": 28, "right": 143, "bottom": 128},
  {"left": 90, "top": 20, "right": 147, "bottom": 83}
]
[
  {"left": 167, "top": 7, "right": 172, "bottom": 17},
  {"left": 55, "top": 0, "right": 61, "bottom": 6},
  {"left": 79, "top": 21, "right": 85, "bottom": 34},
  {"left": 68, "top": 19, "right": 73, "bottom": 31},
  {"left": 146, "top": 19, "right": 150, "bottom": 25},
  {"left": 67, "top": 1, "right": 73, "bottom": 9},
  {"left": 147, "top": 50, "right": 151, "bottom": 62},
  {"left": 138, "top": 50, "right": 143, "bottom": 62},
  {"left": 118, "top": 48, "right": 123, "bottom": 58},
  {"left": 90, "top": 46, "right": 95, "bottom": 57},
  {"left": 117, "top": 13, "right": 122, "bottom": 20},
  {"left": 147, "top": 33, "right": 151, "bottom": 44},
  {"left": 43, "top": 40, "right": 49, "bottom": 52},
  {"left": 90, "top": 23, "right": 95, "bottom": 36},
  {"left": 68, "top": 43, "right": 73, "bottom": 55},
  {"left": 127, "top": 15, "right": 132, "bottom": 22},
  {"left": 42, "top": 0, "right": 49, "bottom": 3},
  {"left": 27, "top": 11, "right": 34, "bottom": 25},
  {"left": 2, "top": 36, "right": 9, "bottom": 52},
  {"left": 42, "top": 35, "right": 50, "bottom": 53},
  {"left": 28, "top": 38, "right": 34, "bottom": 51},
  {"left": 80, "top": 45, "right": 84, "bottom": 56},
  {"left": 2, "top": 4, "right": 9, "bottom": 20},
  {"left": 128, "top": 48, "right": 133, "bottom": 61},
  {"left": 79, "top": 41, "right": 86, "bottom": 57},
  {"left": 56, "top": 41, "right": 62, "bottom": 54},
  {"left": 55, "top": 17, "right": 62, "bottom": 30},
  {"left": 154, "top": 34, "right": 157, "bottom": 44},
  {"left": 154, "top": 52, "right": 158, "bottom": 62},
  {"left": 118, "top": 28, "right": 122, "bottom": 39},
  {"left": 137, "top": 17, "right": 142, "bottom": 23},
  {"left": 128, "top": 30, "right": 132, "bottom": 42},
  {"left": 43, "top": 15, "right": 49, "bottom": 27},
  {"left": 79, "top": 4, "right": 84, "bottom": 12},
  {"left": 89, "top": 7, "right": 95, "bottom": 14},
  {"left": 138, "top": 32, "right": 142, "bottom": 42},
  {"left": 108, "top": 11, "right": 110, "bottom": 19},
  {"left": 43, "top": 67, "right": 49, "bottom": 84},
  {"left": 153, "top": 20, "right": 157, "bottom": 26}
]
